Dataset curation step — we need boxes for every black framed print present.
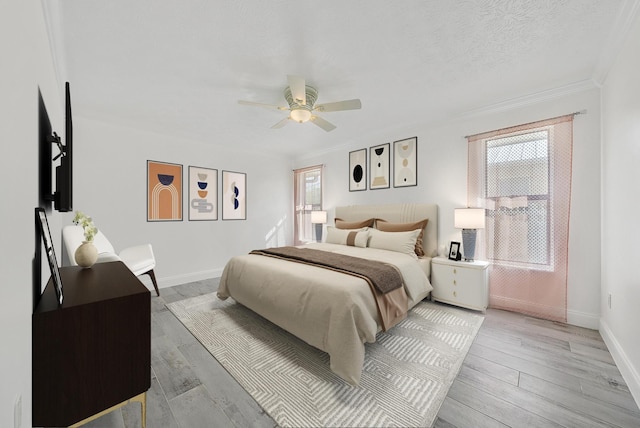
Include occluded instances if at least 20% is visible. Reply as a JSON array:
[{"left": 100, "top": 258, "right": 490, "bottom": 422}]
[
  {"left": 369, "top": 143, "right": 390, "bottom": 189},
  {"left": 36, "top": 208, "right": 63, "bottom": 305},
  {"left": 349, "top": 149, "right": 367, "bottom": 191},
  {"left": 448, "top": 241, "right": 462, "bottom": 261},
  {"left": 393, "top": 136, "right": 418, "bottom": 187}
]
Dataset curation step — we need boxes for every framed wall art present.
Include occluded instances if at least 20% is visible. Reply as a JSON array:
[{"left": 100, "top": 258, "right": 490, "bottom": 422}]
[
  {"left": 36, "top": 207, "right": 63, "bottom": 305},
  {"left": 393, "top": 136, "right": 418, "bottom": 187},
  {"left": 222, "top": 170, "right": 246, "bottom": 220},
  {"left": 188, "top": 166, "right": 218, "bottom": 221},
  {"left": 147, "top": 160, "right": 183, "bottom": 221},
  {"left": 369, "top": 143, "right": 390, "bottom": 190},
  {"left": 349, "top": 149, "right": 367, "bottom": 191}
]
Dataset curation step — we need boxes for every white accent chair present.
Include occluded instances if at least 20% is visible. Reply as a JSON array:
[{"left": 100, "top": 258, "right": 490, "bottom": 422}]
[{"left": 62, "top": 225, "right": 160, "bottom": 296}]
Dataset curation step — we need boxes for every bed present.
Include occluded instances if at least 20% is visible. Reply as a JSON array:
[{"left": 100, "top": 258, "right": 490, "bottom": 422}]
[{"left": 217, "top": 203, "right": 438, "bottom": 384}]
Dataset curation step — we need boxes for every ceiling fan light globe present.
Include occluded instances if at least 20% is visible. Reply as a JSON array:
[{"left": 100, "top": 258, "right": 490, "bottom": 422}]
[{"left": 290, "top": 108, "right": 311, "bottom": 123}]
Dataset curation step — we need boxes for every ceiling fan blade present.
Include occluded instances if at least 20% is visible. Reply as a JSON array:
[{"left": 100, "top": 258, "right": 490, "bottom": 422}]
[
  {"left": 310, "top": 115, "right": 336, "bottom": 132},
  {"left": 238, "top": 100, "right": 288, "bottom": 111},
  {"left": 271, "top": 117, "right": 290, "bottom": 129},
  {"left": 314, "top": 99, "right": 362, "bottom": 112},
  {"left": 287, "top": 75, "right": 306, "bottom": 106}
]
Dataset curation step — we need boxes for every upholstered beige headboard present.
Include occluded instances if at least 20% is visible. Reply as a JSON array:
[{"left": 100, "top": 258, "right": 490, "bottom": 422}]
[{"left": 334, "top": 203, "right": 438, "bottom": 257}]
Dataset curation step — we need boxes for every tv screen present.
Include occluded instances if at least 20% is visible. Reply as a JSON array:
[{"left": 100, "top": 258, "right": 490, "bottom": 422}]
[
  {"left": 54, "top": 82, "right": 72, "bottom": 212},
  {"left": 38, "top": 89, "right": 52, "bottom": 208}
]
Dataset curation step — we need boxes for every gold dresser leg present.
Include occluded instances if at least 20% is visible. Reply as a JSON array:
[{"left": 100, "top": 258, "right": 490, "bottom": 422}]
[{"left": 69, "top": 391, "right": 147, "bottom": 427}]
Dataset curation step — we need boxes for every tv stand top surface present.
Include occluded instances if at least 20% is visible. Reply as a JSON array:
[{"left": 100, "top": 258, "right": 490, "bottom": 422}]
[{"left": 35, "top": 261, "right": 149, "bottom": 313}]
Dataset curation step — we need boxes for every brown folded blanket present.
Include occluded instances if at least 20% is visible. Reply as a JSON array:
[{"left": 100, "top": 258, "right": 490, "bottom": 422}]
[
  {"left": 251, "top": 247, "right": 403, "bottom": 293},
  {"left": 249, "top": 246, "right": 408, "bottom": 331}
]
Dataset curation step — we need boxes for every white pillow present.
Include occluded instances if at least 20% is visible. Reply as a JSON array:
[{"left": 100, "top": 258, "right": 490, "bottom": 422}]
[
  {"left": 325, "top": 226, "right": 369, "bottom": 248},
  {"left": 368, "top": 228, "right": 421, "bottom": 258}
]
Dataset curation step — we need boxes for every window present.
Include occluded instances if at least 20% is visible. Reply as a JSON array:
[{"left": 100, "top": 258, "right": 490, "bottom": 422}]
[
  {"left": 293, "top": 165, "right": 323, "bottom": 245},
  {"left": 485, "top": 130, "right": 550, "bottom": 266},
  {"left": 467, "top": 114, "right": 574, "bottom": 322}
]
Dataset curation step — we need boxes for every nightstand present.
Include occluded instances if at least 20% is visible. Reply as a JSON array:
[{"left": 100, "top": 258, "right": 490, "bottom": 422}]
[{"left": 431, "top": 257, "right": 489, "bottom": 312}]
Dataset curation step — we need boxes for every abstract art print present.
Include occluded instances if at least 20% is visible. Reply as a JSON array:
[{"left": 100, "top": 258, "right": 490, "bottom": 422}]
[
  {"left": 222, "top": 170, "right": 246, "bottom": 220},
  {"left": 147, "top": 160, "right": 183, "bottom": 221},
  {"left": 188, "top": 166, "right": 218, "bottom": 221},
  {"left": 393, "top": 137, "right": 418, "bottom": 187},
  {"left": 369, "top": 143, "right": 390, "bottom": 190},
  {"left": 349, "top": 149, "right": 367, "bottom": 191}
]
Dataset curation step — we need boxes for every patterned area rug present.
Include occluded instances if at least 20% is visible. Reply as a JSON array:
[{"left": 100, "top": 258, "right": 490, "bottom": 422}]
[{"left": 167, "top": 294, "right": 484, "bottom": 428}]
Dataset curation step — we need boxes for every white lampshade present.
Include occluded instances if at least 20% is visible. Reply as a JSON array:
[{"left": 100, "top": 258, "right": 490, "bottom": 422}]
[
  {"left": 290, "top": 108, "right": 311, "bottom": 123},
  {"left": 311, "top": 210, "right": 327, "bottom": 224},
  {"left": 454, "top": 208, "right": 485, "bottom": 229}
]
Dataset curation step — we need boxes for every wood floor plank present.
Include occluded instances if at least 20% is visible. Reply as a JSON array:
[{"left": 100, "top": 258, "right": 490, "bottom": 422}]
[
  {"left": 474, "top": 330, "right": 627, "bottom": 387},
  {"left": 519, "top": 373, "right": 640, "bottom": 428},
  {"left": 436, "top": 396, "right": 508, "bottom": 428},
  {"left": 151, "top": 334, "right": 203, "bottom": 401},
  {"left": 468, "top": 342, "right": 585, "bottom": 393},
  {"left": 456, "top": 365, "right": 616, "bottom": 428},
  {"left": 461, "top": 353, "right": 520, "bottom": 386},
  {"left": 570, "top": 341, "right": 616, "bottom": 365},
  {"left": 167, "top": 384, "right": 235, "bottom": 427},
  {"left": 580, "top": 379, "right": 640, "bottom": 413},
  {"left": 447, "top": 377, "right": 562, "bottom": 427}
]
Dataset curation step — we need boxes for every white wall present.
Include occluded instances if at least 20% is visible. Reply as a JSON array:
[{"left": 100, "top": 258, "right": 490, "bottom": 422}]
[
  {"left": 61, "top": 117, "right": 293, "bottom": 288},
  {"left": 0, "top": 1, "right": 63, "bottom": 426},
  {"left": 600, "top": 12, "right": 640, "bottom": 405},
  {"left": 295, "top": 87, "right": 602, "bottom": 329}
]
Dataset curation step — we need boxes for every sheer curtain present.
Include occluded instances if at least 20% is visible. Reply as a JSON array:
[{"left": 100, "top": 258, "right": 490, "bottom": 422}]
[
  {"left": 468, "top": 115, "right": 574, "bottom": 322},
  {"left": 293, "top": 165, "right": 323, "bottom": 245}
]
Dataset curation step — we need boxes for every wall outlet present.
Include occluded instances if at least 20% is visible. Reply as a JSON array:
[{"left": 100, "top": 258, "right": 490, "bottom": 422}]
[
  {"left": 608, "top": 293, "right": 612, "bottom": 309},
  {"left": 14, "top": 394, "right": 21, "bottom": 428}
]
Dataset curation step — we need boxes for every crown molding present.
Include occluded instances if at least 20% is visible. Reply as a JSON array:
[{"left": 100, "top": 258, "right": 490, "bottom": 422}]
[
  {"left": 592, "top": 0, "right": 640, "bottom": 86},
  {"left": 453, "top": 79, "right": 598, "bottom": 120}
]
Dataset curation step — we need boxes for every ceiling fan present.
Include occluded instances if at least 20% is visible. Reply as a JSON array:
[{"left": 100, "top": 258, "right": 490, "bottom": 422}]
[{"left": 238, "top": 75, "right": 362, "bottom": 132}]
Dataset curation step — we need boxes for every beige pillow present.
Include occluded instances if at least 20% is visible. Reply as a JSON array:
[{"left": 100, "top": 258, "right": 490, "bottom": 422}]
[
  {"left": 368, "top": 228, "right": 421, "bottom": 258},
  {"left": 335, "top": 218, "right": 375, "bottom": 230},
  {"left": 325, "top": 226, "right": 369, "bottom": 247},
  {"left": 376, "top": 218, "right": 428, "bottom": 256}
]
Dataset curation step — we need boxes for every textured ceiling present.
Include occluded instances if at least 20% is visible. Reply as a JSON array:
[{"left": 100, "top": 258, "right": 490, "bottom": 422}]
[{"left": 45, "top": 0, "right": 630, "bottom": 157}]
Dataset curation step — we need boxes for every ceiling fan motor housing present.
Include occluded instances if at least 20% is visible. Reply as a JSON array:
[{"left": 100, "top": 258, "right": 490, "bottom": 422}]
[{"left": 285, "top": 85, "right": 318, "bottom": 121}]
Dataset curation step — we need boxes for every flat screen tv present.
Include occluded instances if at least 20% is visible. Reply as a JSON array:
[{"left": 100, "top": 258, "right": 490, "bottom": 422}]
[
  {"left": 38, "top": 89, "right": 52, "bottom": 208},
  {"left": 39, "top": 82, "right": 73, "bottom": 212},
  {"left": 54, "top": 82, "right": 73, "bottom": 212}
]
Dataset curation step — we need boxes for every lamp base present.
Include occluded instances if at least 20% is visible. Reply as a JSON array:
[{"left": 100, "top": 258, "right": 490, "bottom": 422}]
[
  {"left": 314, "top": 223, "right": 323, "bottom": 243},
  {"left": 461, "top": 228, "right": 477, "bottom": 262}
]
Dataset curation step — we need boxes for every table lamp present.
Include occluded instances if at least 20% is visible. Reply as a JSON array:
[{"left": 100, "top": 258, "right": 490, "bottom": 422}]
[
  {"left": 454, "top": 208, "right": 485, "bottom": 261},
  {"left": 311, "top": 210, "right": 327, "bottom": 242}
]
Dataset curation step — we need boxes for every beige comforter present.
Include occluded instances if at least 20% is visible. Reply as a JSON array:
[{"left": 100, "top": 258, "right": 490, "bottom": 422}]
[{"left": 217, "top": 243, "right": 433, "bottom": 385}]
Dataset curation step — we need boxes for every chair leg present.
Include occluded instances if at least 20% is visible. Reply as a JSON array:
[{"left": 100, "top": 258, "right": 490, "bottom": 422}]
[{"left": 144, "top": 269, "right": 160, "bottom": 296}]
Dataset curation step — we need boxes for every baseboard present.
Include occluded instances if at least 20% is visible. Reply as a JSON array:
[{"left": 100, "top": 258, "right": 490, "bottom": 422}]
[
  {"left": 599, "top": 319, "right": 640, "bottom": 407},
  {"left": 567, "top": 308, "right": 600, "bottom": 330},
  {"left": 137, "top": 268, "right": 224, "bottom": 291}
]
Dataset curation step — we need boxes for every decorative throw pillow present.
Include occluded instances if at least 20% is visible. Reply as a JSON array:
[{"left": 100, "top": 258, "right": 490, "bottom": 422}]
[
  {"left": 376, "top": 218, "right": 429, "bottom": 256},
  {"left": 334, "top": 218, "right": 375, "bottom": 230},
  {"left": 368, "top": 228, "right": 421, "bottom": 258},
  {"left": 325, "top": 226, "right": 369, "bottom": 247}
]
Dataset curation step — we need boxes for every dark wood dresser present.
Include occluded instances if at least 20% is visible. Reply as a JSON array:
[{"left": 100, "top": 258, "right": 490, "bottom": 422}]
[{"left": 33, "top": 261, "right": 151, "bottom": 427}]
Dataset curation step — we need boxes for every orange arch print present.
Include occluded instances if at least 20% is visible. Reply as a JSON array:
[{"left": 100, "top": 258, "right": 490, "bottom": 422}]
[{"left": 147, "top": 161, "right": 182, "bottom": 221}]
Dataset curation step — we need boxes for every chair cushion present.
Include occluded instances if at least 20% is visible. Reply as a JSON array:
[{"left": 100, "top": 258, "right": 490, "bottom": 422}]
[{"left": 119, "top": 244, "right": 156, "bottom": 276}]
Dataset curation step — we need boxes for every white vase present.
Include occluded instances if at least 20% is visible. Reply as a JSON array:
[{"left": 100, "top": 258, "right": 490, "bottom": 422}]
[{"left": 75, "top": 241, "right": 98, "bottom": 268}]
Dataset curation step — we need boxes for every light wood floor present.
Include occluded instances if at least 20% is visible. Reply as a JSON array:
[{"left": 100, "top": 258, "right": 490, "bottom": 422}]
[{"left": 82, "top": 279, "right": 640, "bottom": 428}]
